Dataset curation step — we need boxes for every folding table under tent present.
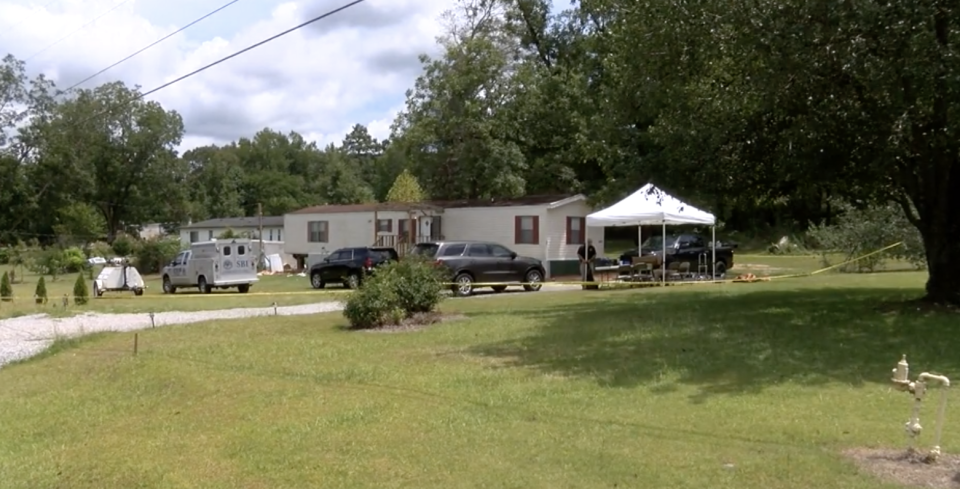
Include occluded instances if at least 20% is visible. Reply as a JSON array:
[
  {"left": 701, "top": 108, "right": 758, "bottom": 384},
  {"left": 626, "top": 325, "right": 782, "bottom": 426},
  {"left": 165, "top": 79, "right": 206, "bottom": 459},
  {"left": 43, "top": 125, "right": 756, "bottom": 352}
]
[{"left": 585, "top": 183, "right": 718, "bottom": 284}]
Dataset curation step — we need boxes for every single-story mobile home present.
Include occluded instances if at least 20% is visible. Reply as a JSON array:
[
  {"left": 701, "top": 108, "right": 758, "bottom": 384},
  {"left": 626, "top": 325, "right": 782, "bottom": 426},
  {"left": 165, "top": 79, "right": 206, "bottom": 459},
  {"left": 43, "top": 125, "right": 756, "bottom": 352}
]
[
  {"left": 179, "top": 216, "right": 285, "bottom": 245},
  {"left": 283, "top": 195, "right": 603, "bottom": 278}
]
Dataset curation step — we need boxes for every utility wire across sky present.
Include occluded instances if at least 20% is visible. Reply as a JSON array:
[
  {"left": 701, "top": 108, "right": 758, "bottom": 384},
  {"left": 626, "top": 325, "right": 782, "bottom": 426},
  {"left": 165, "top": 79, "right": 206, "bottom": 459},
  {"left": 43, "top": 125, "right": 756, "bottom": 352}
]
[{"left": 64, "top": 0, "right": 244, "bottom": 91}]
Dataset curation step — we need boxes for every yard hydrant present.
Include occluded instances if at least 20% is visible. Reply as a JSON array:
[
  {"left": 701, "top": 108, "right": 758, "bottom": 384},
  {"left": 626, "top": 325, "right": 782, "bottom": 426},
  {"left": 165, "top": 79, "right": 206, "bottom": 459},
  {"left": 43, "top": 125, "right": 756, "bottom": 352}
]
[{"left": 891, "top": 355, "right": 951, "bottom": 462}]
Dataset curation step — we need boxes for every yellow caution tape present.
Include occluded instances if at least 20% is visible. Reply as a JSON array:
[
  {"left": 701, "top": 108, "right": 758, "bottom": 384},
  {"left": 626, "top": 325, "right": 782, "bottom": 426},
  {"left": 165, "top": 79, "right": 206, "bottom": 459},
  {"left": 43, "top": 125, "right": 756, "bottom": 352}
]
[{"left": 0, "top": 242, "right": 908, "bottom": 303}]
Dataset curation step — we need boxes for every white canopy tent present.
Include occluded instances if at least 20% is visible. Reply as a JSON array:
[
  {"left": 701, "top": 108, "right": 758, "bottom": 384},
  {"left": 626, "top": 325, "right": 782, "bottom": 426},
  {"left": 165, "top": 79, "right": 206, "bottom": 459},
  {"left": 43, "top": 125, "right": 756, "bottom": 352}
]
[{"left": 586, "top": 183, "right": 717, "bottom": 283}]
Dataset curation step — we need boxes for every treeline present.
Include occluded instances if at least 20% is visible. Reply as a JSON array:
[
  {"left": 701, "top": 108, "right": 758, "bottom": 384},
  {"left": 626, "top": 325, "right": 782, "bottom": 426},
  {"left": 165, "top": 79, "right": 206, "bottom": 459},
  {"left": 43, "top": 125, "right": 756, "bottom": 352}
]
[{"left": 1, "top": 0, "right": 958, "bottom": 301}]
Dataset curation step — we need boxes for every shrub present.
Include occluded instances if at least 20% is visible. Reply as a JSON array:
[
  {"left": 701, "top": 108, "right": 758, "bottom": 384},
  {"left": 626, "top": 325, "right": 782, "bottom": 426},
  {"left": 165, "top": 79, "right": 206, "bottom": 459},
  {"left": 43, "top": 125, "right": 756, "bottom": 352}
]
[
  {"left": 342, "top": 258, "right": 446, "bottom": 329},
  {"left": 0, "top": 271, "right": 11, "bottom": 301},
  {"left": 61, "top": 247, "right": 87, "bottom": 273},
  {"left": 133, "top": 236, "right": 182, "bottom": 274},
  {"left": 34, "top": 276, "right": 47, "bottom": 304},
  {"left": 86, "top": 241, "right": 113, "bottom": 260},
  {"left": 73, "top": 273, "right": 89, "bottom": 305},
  {"left": 808, "top": 201, "right": 926, "bottom": 272},
  {"left": 110, "top": 233, "right": 137, "bottom": 258},
  {"left": 29, "top": 247, "right": 65, "bottom": 279}
]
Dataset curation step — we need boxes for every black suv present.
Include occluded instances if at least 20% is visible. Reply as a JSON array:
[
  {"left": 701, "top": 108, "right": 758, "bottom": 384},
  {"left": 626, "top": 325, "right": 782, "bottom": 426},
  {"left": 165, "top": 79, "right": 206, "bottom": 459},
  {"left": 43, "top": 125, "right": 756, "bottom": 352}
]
[
  {"left": 413, "top": 241, "right": 546, "bottom": 297},
  {"left": 309, "top": 247, "right": 399, "bottom": 289}
]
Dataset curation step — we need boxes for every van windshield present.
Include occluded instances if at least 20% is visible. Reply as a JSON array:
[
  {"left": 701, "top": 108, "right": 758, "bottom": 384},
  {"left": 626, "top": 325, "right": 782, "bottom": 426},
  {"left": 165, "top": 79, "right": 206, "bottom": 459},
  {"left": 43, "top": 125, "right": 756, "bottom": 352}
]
[{"left": 412, "top": 243, "right": 440, "bottom": 258}]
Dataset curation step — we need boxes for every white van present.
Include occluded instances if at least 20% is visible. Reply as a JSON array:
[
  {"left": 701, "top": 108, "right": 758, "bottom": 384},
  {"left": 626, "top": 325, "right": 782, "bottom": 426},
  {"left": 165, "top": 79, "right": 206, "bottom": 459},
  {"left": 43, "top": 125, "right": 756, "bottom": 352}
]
[{"left": 161, "top": 239, "right": 258, "bottom": 294}]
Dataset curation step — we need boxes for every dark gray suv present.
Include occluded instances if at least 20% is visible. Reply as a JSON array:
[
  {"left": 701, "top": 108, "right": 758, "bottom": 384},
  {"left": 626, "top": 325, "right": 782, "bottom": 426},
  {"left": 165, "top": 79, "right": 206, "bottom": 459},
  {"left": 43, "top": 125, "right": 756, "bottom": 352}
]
[{"left": 413, "top": 241, "right": 546, "bottom": 297}]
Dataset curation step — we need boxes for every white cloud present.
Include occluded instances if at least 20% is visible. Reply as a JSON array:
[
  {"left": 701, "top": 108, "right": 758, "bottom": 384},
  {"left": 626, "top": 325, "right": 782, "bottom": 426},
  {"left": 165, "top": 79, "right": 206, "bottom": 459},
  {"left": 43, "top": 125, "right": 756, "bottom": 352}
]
[{"left": 0, "top": 0, "right": 446, "bottom": 150}]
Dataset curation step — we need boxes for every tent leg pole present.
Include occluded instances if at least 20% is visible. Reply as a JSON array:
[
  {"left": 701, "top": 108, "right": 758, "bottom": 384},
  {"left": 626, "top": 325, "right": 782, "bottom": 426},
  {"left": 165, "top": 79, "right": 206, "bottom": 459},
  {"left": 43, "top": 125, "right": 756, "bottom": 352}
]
[
  {"left": 712, "top": 226, "right": 716, "bottom": 280},
  {"left": 661, "top": 223, "right": 666, "bottom": 286}
]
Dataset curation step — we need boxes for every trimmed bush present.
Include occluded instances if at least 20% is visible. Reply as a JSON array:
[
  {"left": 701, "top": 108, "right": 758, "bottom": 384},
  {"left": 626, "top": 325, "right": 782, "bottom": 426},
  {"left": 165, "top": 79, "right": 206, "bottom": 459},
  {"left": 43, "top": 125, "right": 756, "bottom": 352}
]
[
  {"left": 35, "top": 276, "right": 47, "bottom": 304},
  {"left": 62, "top": 247, "right": 87, "bottom": 273},
  {"left": 133, "top": 237, "right": 182, "bottom": 274},
  {"left": 343, "top": 258, "right": 445, "bottom": 329},
  {"left": 73, "top": 273, "right": 90, "bottom": 305},
  {"left": 0, "top": 271, "right": 12, "bottom": 301}
]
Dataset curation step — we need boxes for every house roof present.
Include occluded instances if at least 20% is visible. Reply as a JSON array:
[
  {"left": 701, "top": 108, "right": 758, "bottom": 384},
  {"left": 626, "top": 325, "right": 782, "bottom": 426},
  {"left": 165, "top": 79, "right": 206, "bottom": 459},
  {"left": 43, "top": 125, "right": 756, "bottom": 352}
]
[
  {"left": 288, "top": 202, "right": 445, "bottom": 215},
  {"left": 181, "top": 216, "right": 284, "bottom": 229},
  {"left": 288, "top": 194, "right": 584, "bottom": 215}
]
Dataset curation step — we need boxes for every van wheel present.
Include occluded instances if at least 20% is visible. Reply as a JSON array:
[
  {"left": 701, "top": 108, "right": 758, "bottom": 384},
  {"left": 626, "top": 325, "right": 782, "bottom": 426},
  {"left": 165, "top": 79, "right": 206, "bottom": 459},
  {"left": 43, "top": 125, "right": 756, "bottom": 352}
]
[
  {"left": 344, "top": 273, "right": 360, "bottom": 289},
  {"left": 453, "top": 273, "right": 474, "bottom": 297},
  {"left": 523, "top": 270, "right": 543, "bottom": 292},
  {"left": 237, "top": 284, "right": 250, "bottom": 294},
  {"left": 162, "top": 276, "right": 176, "bottom": 294},
  {"left": 198, "top": 276, "right": 212, "bottom": 294}
]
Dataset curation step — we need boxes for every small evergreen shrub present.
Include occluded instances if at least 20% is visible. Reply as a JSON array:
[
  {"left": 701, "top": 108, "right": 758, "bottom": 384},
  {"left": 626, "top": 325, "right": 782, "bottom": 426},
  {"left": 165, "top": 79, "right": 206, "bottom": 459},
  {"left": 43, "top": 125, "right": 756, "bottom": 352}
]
[
  {"left": 73, "top": 273, "right": 90, "bottom": 305},
  {"left": 34, "top": 276, "right": 47, "bottom": 304},
  {"left": 343, "top": 258, "right": 446, "bottom": 329},
  {"left": 0, "top": 271, "right": 12, "bottom": 301}
]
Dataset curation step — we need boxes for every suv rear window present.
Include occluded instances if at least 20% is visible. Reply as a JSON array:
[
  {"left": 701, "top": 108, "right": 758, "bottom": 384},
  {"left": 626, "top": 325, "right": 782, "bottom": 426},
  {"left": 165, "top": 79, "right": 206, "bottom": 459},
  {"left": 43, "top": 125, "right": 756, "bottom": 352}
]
[
  {"left": 413, "top": 243, "right": 440, "bottom": 258},
  {"left": 441, "top": 243, "right": 466, "bottom": 257}
]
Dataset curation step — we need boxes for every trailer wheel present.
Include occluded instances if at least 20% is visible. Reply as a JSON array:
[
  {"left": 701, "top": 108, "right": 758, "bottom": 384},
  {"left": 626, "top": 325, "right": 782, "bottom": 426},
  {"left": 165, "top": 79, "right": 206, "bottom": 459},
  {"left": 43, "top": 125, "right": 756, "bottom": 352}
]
[
  {"left": 133, "top": 288, "right": 144, "bottom": 296},
  {"left": 237, "top": 284, "right": 250, "bottom": 294}
]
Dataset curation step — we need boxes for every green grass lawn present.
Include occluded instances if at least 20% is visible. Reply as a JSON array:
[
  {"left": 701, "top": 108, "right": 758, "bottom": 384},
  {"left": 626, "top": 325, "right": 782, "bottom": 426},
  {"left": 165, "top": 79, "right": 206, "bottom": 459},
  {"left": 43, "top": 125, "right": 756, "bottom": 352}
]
[
  {"left": 0, "top": 270, "right": 954, "bottom": 488},
  {"left": 0, "top": 271, "right": 345, "bottom": 319}
]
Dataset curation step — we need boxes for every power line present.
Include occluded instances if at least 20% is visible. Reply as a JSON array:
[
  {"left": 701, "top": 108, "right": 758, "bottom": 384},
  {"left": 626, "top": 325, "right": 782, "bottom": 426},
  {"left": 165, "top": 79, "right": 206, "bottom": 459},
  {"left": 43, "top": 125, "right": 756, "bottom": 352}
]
[
  {"left": 78, "top": 0, "right": 367, "bottom": 124},
  {"left": 139, "top": 0, "right": 367, "bottom": 100},
  {"left": 64, "top": 0, "right": 244, "bottom": 91},
  {"left": 23, "top": 0, "right": 136, "bottom": 62}
]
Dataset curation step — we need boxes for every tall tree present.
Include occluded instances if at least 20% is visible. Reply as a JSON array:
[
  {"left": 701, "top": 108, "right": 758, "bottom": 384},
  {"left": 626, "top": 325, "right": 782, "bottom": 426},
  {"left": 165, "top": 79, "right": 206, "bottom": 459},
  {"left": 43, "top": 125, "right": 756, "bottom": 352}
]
[
  {"left": 27, "top": 81, "right": 186, "bottom": 241},
  {"left": 600, "top": 0, "right": 960, "bottom": 303}
]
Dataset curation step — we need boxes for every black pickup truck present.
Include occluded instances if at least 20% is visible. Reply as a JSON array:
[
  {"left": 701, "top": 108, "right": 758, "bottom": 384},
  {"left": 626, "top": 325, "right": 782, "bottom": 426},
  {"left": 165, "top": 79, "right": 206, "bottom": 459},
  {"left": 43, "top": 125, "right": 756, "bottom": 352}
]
[
  {"left": 309, "top": 246, "right": 399, "bottom": 289},
  {"left": 619, "top": 233, "right": 737, "bottom": 276}
]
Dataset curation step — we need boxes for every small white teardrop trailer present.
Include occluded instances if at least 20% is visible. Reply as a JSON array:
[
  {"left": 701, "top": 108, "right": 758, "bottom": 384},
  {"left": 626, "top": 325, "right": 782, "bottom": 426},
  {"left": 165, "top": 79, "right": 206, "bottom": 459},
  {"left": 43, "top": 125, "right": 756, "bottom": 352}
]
[{"left": 93, "top": 261, "right": 146, "bottom": 297}]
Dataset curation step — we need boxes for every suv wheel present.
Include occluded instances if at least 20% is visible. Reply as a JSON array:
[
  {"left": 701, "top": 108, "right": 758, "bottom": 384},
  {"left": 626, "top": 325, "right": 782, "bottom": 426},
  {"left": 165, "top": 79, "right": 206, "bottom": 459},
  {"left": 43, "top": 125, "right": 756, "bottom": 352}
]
[
  {"left": 453, "top": 273, "right": 474, "bottom": 297},
  {"left": 311, "top": 273, "right": 325, "bottom": 289},
  {"left": 344, "top": 273, "right": 360, "bottom": 289},
  {"left": 523, "top": 270, "right": 543, "bottom": 292}
]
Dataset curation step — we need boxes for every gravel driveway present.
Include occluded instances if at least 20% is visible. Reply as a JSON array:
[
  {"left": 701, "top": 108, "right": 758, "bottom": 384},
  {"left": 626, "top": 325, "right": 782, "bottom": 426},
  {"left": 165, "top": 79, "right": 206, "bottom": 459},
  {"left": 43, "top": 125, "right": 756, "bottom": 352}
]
[
  {"left": 0, "top": 302, "right": 345, "bottom": 369},
  {"left": 0, "top": 284, "right": 583, "bottom": 370}
]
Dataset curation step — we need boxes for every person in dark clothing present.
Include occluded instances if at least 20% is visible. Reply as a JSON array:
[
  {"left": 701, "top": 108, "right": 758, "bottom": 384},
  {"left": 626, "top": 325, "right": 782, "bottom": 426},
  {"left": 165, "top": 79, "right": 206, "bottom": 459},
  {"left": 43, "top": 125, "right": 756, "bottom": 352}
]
[{"left": 577, "top": 239, "right": 597, "bottom": 287}]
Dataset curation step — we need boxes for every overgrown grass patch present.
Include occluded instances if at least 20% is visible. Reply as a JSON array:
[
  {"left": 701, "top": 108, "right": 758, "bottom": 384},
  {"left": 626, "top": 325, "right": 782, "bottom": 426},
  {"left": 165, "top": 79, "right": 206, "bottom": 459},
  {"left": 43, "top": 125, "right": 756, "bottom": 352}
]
[{"left": 0, "top": 271, "right": 951, "bottom": 489}]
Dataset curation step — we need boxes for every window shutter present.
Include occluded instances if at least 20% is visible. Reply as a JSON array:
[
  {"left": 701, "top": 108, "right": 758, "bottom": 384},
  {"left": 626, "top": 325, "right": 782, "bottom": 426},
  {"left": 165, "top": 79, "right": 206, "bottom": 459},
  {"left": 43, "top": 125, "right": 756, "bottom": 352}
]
[
  {"left": 565, "top": 217, "right": 572, "bottom": 245},
  {"left": 514, "top": 216, "right": 521, "bottom": 244},
  {"left": 532, "top": 216, "right": 540, "bottom": 245}
]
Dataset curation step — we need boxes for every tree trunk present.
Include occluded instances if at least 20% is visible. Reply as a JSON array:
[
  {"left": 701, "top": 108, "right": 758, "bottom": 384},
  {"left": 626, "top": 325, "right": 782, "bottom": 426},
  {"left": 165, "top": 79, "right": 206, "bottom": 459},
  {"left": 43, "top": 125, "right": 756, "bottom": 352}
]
[
  {"left": 917, "top": 170, "right": 960, "bottom": 305},
  {"left": 921, "top": 225, "right": 960, "bottom": 305}
]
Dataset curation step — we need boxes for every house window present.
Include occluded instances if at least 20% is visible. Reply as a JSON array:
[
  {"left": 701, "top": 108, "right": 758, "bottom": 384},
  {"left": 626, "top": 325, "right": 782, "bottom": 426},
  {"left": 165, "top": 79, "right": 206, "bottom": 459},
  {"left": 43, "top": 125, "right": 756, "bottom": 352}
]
[
  {"left": 514, "top": 216, "right": 539, "bottom": 245},
  {"left": 308, "top": 221, "right": 329, "bottom": 243},
  {"left": 377, "top": 219, "right": 393, "bottom": 233},
  {"left": 566, "top": 217, "right": 585, "bottom": 245},
  {"left": 277, "top": 229, "right": 282, "bottom": 241},
  {"left": 208, "top": 230, "right": 214, "bottom": 240},
  {"left": 189, "top": 231, "right": 198, "bottom": 243},
  {"left": 268, "top": 229, "right": 273, "bottom": 241}
]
